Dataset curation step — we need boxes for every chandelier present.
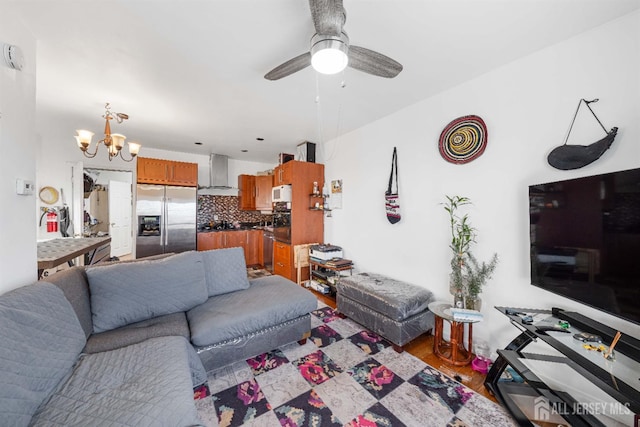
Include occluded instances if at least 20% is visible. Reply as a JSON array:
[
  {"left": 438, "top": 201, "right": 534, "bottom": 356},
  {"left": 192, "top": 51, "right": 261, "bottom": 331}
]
[{"left": 74, "top": 103, "right": 141, "bottom": 162}]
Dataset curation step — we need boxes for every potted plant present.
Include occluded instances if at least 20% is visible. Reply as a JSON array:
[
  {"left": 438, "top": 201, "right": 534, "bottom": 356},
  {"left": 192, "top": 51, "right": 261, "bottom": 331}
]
[
  {"left": 464, "top": 252, "right": 498, "bottom": 310},
  {"left": 443, "top": 195, "right": 498, "bottom": 310},
  {"left": 444, "top": 195, "right": 474, "bottom": 306}
]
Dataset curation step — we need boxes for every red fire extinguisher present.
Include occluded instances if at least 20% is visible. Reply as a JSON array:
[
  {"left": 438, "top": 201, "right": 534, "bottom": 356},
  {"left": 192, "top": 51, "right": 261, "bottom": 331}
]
[{"left": 46, "top": 209, "right": 58, "bottom": 233}]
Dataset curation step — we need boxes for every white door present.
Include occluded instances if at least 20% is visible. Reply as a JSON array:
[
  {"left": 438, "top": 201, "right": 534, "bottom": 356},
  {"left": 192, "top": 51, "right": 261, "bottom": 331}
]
[{"left": 109, "top": 180, "right": 132, "bottom": 257}]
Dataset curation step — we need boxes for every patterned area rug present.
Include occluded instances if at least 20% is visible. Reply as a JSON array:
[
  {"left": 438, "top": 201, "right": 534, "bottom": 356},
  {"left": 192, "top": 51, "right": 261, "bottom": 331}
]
[
  {"left": 193, "top": 305, "right": 515, "bottom": 427},
  {"left": 246, "top": 267, "right": 272, "bottom": 280}
]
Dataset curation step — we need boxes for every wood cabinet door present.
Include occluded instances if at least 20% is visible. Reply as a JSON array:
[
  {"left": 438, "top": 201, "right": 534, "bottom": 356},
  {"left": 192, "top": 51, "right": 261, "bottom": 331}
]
[
  {"left": 169, "top": 161, "right": 198, "bottom": 186},
  {"left": 238, "top": 175, "right": 256, "bottom": 210},
  {"left": 224, "top": 230, "right": 247, "bottom": 251},
  {"left": 255, "top": 175, "right": 273, "bottom": 211},
  {"left": 137, "top": 157, "right": 169, "bottom": 184},
  {"left": 245, "top": 230, "right": 262, "bottom": 266},
  {"left": 137, "top": 157, "right": 197, "bottom": 186},
  {"left": 274, "top": 163, "right": 293, "bottom": 186},
  {"left": 273, "top": 241, "right": 292, "bottom": 280},
  {"left": 197, "top": 232, "right": 224, "bottom": 251},
  {"left": 273, "top": 166, "right": 282, "bottom": 186}
]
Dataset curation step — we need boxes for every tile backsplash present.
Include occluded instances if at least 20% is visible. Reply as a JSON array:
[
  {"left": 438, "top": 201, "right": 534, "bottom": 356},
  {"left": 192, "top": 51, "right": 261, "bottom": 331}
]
[{"left": 197, "top": 195, "right": 272, "bottom": 228}]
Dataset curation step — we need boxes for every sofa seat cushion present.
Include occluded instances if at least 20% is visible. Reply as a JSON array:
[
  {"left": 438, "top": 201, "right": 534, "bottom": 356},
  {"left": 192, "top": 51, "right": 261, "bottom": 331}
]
[
  {"left": 201, "top": 247, "right": 251, "bottom": 296},
  {"left": 187, "top": 275, "right": 317, "bottom": 347},
  {"left": 31, "top": 336, "right": 204, "bottom": 427},
  {"left": 84, "top": 312, "right": 190, "bottom": 354},
  {"left": 87, "top": 251, "right": 208, "bottom": 333},
  {"left": 0, "top": 282, "right": 86, "bottom": 427},
  {"left": 337, "top": 272, "right": 434, "bottom": 322}
]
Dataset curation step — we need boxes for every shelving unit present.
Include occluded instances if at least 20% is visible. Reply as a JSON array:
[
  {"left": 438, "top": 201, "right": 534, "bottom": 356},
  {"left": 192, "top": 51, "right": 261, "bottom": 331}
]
[
  {"left": 486, "top": 306, "right": 640, "bottom": 426},
  {"left": 309, "top": 259, "right": 353, "bottom": 295},
  {"left": 309, "top": 193, "right": 331, "bottom": 212}
]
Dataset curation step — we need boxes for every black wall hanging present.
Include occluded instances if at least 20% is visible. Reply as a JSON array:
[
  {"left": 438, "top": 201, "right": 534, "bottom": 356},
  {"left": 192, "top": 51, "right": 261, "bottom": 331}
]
[{"left": 547, "top": 98, "right": 618, "bottom": 170}]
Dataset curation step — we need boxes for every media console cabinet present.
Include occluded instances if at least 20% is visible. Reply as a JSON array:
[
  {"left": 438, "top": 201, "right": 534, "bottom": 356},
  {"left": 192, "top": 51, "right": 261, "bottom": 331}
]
[{"left": 485, "top": 306, "right": 640, "bottom": 426}]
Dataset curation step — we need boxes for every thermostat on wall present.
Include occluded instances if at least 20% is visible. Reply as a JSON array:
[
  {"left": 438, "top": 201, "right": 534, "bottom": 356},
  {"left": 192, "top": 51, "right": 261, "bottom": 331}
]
[{"left": 16, "top": 179, "right": 34, "bottom": 195}]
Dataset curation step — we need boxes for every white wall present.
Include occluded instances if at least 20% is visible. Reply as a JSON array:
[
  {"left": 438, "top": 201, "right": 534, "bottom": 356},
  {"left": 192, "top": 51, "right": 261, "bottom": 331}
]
[
  {"left": 0, "top": 9, "right": 37, "bottom": 293},
  {"left": 323, "top": 11, "right": 640, "bottom": 354}
]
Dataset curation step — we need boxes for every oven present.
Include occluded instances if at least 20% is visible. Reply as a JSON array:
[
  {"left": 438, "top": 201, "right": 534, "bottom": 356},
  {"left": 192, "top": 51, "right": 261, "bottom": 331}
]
[{"left": 272, "top": 203, "right": 291, "bottom": 244}]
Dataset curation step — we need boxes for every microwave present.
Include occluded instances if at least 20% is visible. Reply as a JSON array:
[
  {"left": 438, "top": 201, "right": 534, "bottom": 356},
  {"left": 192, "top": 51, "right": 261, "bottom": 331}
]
[{"left": 272, "top": 184, "right": 292, "bottom": 203}]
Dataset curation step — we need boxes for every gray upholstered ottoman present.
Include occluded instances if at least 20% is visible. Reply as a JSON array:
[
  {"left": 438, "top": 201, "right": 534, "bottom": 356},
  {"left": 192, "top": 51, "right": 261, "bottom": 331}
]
[{"left": 336, "top": 272, "right": 435, "bottom": 351}]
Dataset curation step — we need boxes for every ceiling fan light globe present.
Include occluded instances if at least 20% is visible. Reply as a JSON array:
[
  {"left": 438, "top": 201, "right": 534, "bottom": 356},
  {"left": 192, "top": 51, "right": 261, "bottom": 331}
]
[
  {"left": 312, "top": 48, "right": 348, "bottom": 74},
  {"left": 311, "top": 36, "right": 348, "bottom": 75}
]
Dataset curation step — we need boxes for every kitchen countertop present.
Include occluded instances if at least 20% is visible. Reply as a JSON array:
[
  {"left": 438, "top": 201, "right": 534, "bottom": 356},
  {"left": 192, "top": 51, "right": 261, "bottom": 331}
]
[
  {"left": 37, "top": 236, "right": 112, "bottom": 274},
  {"left": 197, "top": 226, "right": 272, "bottom": 233}
]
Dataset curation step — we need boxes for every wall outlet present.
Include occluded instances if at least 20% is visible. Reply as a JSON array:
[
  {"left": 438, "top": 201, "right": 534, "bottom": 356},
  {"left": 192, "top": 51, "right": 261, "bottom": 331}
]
[
  {"left": 16, "top": 179, "right": 34, "bottom": 195},
  {"left": 213, "top": 214, "right": 219, "bottom": 221}
]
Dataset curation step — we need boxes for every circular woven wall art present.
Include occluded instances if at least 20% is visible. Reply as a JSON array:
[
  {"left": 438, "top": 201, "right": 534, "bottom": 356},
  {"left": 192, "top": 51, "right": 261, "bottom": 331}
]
[{"left": 438, "top": 115, "right": 488, "bottom": 164}]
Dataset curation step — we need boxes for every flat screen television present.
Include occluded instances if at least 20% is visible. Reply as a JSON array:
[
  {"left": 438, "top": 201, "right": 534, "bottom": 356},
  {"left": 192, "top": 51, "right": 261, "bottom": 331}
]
[{"left": 529, "top": 167, "right": 640, "bottom": 325}]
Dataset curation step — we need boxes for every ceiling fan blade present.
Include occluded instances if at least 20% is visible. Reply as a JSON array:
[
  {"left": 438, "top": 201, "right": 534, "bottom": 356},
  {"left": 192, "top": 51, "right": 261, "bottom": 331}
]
[
  {"left": 309, "top": 0, "right": 345, "bottom": 36},
  {"left": 348, "top": 45, "right": 403, "bottom": 78},
  {"left": 264, "top": 52, "right": 312, "bottom": 80}
]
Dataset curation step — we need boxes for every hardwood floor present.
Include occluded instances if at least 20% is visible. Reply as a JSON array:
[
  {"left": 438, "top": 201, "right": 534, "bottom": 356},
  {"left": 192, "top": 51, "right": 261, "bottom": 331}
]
[{"left": 313, "top": 291, "right": 497, "bottom": 403}]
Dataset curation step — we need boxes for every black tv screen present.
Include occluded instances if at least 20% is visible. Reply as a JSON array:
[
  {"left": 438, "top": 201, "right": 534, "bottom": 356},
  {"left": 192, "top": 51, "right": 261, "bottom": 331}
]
[{"left": 529, "top": 167, "right": 640, "bottom": 324}]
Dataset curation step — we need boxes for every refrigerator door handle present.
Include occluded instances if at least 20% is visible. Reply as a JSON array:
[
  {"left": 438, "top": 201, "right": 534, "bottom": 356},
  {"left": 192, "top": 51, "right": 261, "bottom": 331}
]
[{"left": 164, "top": 196, "right": 169, "bottom": 247}]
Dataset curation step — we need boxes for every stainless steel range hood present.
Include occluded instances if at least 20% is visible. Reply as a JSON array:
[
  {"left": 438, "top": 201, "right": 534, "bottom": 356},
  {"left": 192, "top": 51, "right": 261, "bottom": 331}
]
[
  {"left": 209, "top": 154, "right": 231, "bottom": 188},
  {"left": 197, "top": 154, "right": 238, "bottom": 194}
]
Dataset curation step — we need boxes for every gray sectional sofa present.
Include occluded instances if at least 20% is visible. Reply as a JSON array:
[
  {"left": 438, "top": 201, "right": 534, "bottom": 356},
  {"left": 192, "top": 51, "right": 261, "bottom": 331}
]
[{"left": 0, "top": 247, "right": 317, "bottom": 426}]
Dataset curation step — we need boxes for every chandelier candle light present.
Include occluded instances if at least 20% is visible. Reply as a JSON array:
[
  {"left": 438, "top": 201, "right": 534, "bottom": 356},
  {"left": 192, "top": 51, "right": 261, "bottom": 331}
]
[{"left": 74, "top": 103, "right": 141, "bottom": 162}]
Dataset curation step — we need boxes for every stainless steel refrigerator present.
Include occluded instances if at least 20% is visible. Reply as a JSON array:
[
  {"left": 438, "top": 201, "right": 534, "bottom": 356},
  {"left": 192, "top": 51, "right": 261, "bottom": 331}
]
[{"left": 135, "top": 184, "right": 196, "bottom": 258}]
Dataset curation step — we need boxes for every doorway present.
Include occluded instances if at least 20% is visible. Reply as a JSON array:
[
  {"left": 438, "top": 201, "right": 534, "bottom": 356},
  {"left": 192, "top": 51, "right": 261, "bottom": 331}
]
[{"left": 83, "top": 168, "right": 133, "bottom": 259}]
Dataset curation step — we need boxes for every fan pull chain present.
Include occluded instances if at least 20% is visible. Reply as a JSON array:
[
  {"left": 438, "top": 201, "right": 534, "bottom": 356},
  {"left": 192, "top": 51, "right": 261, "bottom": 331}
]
[{"left": 315, "top": 73, "right": 324, "bottom": 146}]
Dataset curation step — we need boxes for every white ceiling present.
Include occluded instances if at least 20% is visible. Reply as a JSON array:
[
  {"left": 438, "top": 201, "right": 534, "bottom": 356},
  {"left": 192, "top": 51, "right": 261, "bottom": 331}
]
[{"left": 12, "top": 0, "right": 640, "bottom": 163}]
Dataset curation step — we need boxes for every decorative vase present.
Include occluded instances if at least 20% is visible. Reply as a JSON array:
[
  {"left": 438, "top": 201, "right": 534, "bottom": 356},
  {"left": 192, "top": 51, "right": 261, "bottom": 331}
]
[
  {"left": 465, "top": 295, "right": 482, "bottom": 311},
  {"left": 453, "top": 290, "right": 465, "bottom": 309}
]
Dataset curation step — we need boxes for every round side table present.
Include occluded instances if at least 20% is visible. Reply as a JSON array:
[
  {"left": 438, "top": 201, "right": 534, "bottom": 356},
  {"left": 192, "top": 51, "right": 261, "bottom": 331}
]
[{"left": 428, "top": 301, "right": 480, "bottom": 366}]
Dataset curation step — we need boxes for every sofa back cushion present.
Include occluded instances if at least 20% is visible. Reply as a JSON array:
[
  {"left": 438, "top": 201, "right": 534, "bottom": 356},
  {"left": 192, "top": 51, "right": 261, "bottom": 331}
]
[
  {"left": 0, "top": 282, "right": 86, "bottom": 426},
  {"left": 201, "top": 247, "right": 250, "bottom": 296},
  {"left": 87, "top": 251, "right": 208, "bottom": 333},
  {"left": 45, "top": 266, "right": 93, "bottom": 339}
]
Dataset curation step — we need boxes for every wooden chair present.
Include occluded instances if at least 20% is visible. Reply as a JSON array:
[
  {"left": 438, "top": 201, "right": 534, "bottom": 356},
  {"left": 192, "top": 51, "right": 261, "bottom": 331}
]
[{"left": 294, "top": 243, "right": 317, "bottom": 286}]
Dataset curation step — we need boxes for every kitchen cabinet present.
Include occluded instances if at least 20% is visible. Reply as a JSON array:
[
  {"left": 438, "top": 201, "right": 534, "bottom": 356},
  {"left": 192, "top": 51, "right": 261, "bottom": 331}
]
[
  {"left": 197, "top": 232, "right": 223, "bottom": 251},
  {"left": 170, "top": 161, "right": 198, "bottom": 186},
  {"left": 137, "top": 157, "right": 198, "bottom": 187},
  {"left": 197, "top": 229, "right": 263, "bottom": 266},
  {"left": 273, "top": 162, "right": 293, "bottom": 186},
  {"left": 238, "top": 175, "right": 256, "bottom": 210},
  {"left": 255, "top": 175, "right": 273, "bottom": 211},
  {"left": 239, "top": 174, "right": 273, "bottom": 211},
  {"left": 273, "top": 241, "right": 292, "bottom": 279},
  {"left": 225, "top": 230, "right": 247, "bottom": 251},
  {"left": 245, "top": 230, "right": 262, "bottom": 266},
  {"left": 137, "top": 157, "right": 168, "bottom": 184}
]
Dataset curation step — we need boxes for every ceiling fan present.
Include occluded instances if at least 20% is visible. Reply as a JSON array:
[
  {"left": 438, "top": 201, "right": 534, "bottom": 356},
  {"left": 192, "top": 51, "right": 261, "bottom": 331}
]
[{"left": 264, "top": 0, "right": 403, "bottom": 80}]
